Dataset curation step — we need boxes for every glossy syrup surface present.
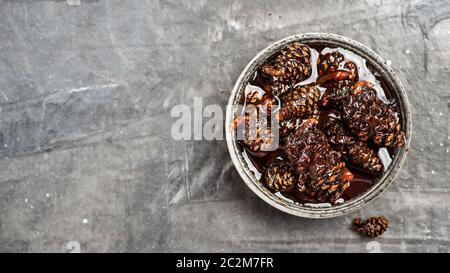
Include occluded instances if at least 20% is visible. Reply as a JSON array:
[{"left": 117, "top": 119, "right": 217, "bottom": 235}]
[{"left": 240, "top": 43, "right": 399, "bottom": 206}]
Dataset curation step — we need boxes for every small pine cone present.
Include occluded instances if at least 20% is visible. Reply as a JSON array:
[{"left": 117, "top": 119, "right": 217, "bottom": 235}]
[
  {"left": 318, "top": 111, "right": 355, "bottom": 150},
  {"left": 348, "top": 141, "right": 383, "bottom": 173},
  {"left": 317, "top": 61, "right": 358, "bottom": 86},
  {"left": 278, "top": 84, "right": 320, "bottom": 122},
  {"left": 298, "top": 163, "right": 352, "bottom": 204},
  {"left": 243, "top": 128, "right": 276, "bottom": 153},
  {"left": 352, "top": 216, "right": 389, "bottom": 237},
  {"left": 342, "top": 81, "right": 406, "bottom": 147},
  {"left": 320, "top": 79, "right": 355, "bottom": 109},
  {"left": 263, "top": 160, "right": 296, "bottom": 192},
  {"left": 372, "top": 112, "right": 406, "bottom": 147},
  {"left": 234, "top": 105, "right": 276, "bottom": 153},
  {"left": 286, "top": 119, "right": 352, "bottom": 203},
  {"left": 318, "top": 51, "right": 345, "bottom": 76},
  {"left": 262, "top": 43, "right": 312, "bottom": 85},
  {"left": 318, "top": 111, "right": 383, "bottom": 173}
]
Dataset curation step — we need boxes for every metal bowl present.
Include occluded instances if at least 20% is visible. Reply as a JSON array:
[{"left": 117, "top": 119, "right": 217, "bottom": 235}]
[{"left": 225, "top": 33, "right": 412, "bottom": 218}]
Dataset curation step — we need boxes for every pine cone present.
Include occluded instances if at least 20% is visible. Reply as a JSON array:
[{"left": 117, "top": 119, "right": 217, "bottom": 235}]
[
  {"left": 318, "top": 51, "right": 345, "bottom": 76},
  {"left": 342, "top": 81, "right": 405, "bottom": 147},
  {"left": 278, "top": 84, "right": 320, "bottom": 122},
  {"left": 319, "top": 111, "right": 383, "bottom": 173},
  {"left": 320, "top": 79, "right": 355, "bottom": 109},
  {"left": 285, "top": 119, "right": 352, "bottom": 203},
  {"left": 318, "top": 111, "right": 355, "bottom": 150},
  {"left": 348, "top": 141, "right": 383, "bottom": 173},
  {"left": 234, "top": 104, "right": 276, "bottom": 153},
  {"left": 352, "top": 216, "right": 390, "bottom": 237},
  {"left": 263, "top": 160, "right": 296, "bottom": 192},
  {"left": 317, "top": 61, "right": 358, "bottom": 86},
  {"left": 262, "top": 43, "right": 312, "bottom": 96}
]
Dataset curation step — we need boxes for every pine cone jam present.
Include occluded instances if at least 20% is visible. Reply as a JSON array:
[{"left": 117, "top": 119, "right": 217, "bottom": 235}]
[{"left": 234, "top": 42, "right": 406, "bottom": 205}]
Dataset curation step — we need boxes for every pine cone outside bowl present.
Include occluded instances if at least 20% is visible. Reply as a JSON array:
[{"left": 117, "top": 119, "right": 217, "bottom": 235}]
[{"left": 225, "top": 33, "right": 412, "bottom": 218}]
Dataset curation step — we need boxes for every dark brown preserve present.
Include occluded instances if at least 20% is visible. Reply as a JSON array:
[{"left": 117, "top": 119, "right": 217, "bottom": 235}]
[{"left": 239, "top": 42, "right": 401, "bottom": 205}]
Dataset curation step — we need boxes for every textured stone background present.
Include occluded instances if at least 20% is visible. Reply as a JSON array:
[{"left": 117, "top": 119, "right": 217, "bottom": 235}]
[{"left": 0, "top": 0, "right": 448, "bottom": 253}]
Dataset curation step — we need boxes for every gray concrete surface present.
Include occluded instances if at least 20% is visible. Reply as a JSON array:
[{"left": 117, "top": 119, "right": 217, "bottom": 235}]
[{"left": 0, "top": 0, "right": 448, "bottom": 253}]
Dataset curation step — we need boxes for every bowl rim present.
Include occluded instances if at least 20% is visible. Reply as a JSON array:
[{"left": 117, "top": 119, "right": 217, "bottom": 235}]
[{"left": 225, "top": 33, "right": 412, "bottom": 218}]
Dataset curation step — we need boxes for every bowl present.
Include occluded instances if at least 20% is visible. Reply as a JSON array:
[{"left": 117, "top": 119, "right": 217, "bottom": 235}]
[{"left": 225, "top": 33, "right": 412, "bottom": 218}]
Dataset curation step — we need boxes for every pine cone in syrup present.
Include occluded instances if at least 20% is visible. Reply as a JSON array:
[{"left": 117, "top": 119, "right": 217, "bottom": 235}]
[
  {"left": 262, "top": 43, "right": 312, "bottom": 96},
  {"left": 318, "top": 111, "right": 355, "bottom": 149},
  {"left": 319, "top": 110, "right": 384, "bottom": 173},
  {"left": 285, "top": 118, "right": 353, "bottom": 203},
  {"left": 318, "top": 51, "right": 344, "bottom": 76},
  {"left": 262, "top": 43, "right": 312, "bottom": 83},
  {"left": 278, "top": 84, "right": 321, "bottom": 122},
  {"left": 320, "top": 79, "right": 355, "bottom": 109},
  {"left": 342, "top": 81, "right": 405, "bottom": 147},
  {"left": 317, "top": 61, "right": 358, "bottom": 86},
  {"left": 263, "top": 160, "right": 296, "bottom": 192},
  {"left": 233, "top": 104, "right": 276, "bottom": 153},
  {"left": 352, "top": 216, "right": 390, "bottom": 237},
  {"left": 348, "top": 142, "right": 383, "bottom": 173}
]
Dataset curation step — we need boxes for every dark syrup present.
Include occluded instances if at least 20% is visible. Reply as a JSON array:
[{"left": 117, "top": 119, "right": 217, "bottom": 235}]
[{"left": 240, "top": 43, "right": 400, "bottom": 205}]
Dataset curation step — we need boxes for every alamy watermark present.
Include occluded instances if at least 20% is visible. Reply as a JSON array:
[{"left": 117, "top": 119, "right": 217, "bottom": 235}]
[{"left": 170, "top": 97, "right": 280, "bottom": 151}]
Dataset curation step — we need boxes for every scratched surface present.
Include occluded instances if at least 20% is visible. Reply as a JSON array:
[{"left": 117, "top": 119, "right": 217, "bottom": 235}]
[{"left": 0, "top": 0, "right": 448, "bottom": 253}]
